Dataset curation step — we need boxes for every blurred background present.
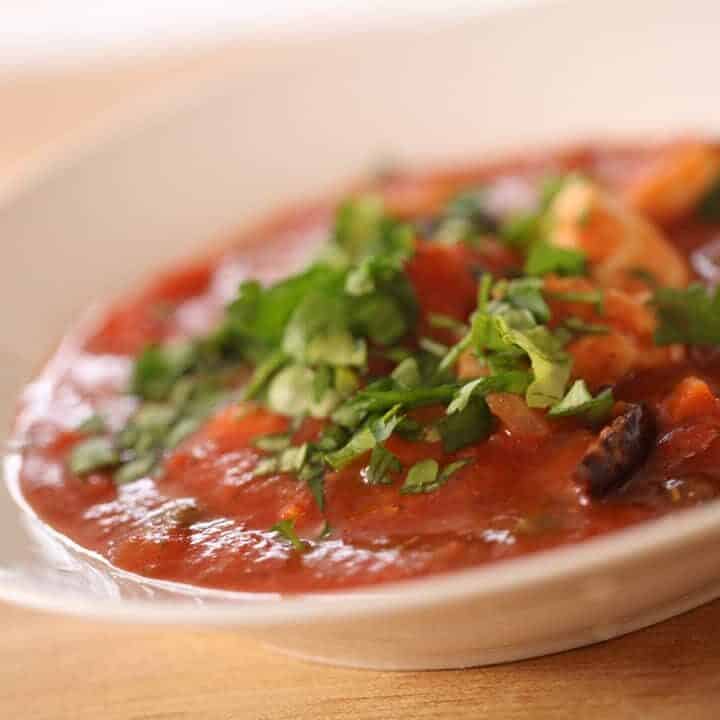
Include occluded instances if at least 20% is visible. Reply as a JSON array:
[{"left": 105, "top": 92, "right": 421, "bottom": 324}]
[{"left": 0, "top": 0, "right": 529, "bottom": 186}]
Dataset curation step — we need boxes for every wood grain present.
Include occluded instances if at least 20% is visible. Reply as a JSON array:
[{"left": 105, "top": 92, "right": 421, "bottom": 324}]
[
  {"left": 2, "top": 601, "right": 720, "bottom": 720},
  {"left": 2, "top": 49, "right": 720, "bottom": 720}
]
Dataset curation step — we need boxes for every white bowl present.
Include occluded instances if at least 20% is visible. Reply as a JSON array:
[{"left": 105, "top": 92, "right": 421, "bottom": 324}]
[{"left": 2, "top": 0, "right": 720, "bottom": 670}]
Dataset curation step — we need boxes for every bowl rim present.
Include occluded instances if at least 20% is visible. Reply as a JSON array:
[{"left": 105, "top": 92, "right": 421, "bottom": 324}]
[{"left": 5, "top": 435, "right": 720, "bottom": 626}]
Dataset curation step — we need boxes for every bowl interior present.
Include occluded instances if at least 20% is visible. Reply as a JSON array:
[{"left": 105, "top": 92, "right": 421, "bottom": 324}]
[{"left": 2, "top": 0, "right": 720, "bottom": 623}]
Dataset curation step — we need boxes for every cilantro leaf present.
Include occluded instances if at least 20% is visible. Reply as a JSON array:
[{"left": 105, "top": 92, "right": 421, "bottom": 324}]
[
  {"left": 431, "top": 189, "right": 496, "bottom": 246},
  {"left": 494, "top": 316, "right": 572, "bottom": 408},
  {"left": 400, "top": 459, "right": 440, "bottom": 494},
  {"left": 218, "top": 267, "right": 344, "bottom": 362},
  {"left": 501, "top": 277, "right": 551, "bottom": 323},
  {"left": 270, "top": 518, "right": 307, "bottom": 553},
  {"left": 428, "top": 313, "right": 469, "bottom": 335},
  {"left": 277, "top": 443, "right": 309, "bottom": 473},
  {"left": 563, "top": 317, "right": 610, "bottom": 336},
  {"left": 325, "top": 405, "right": 405, "bottom": 469},
  {"left": 76, "top": 414, "right": 107, "bottom": 435},
  {"left": 652, "top": 284, "right": 720, "bottom": 346},
  {"left": 545, "top": 289, "right": 604, "bottom": 314},
  {"left": 391, "top": 357, "right": 421, "bottom": 388},
  {"left": 437, "top": 397, "right": 493, "bottom": 453},
  {"left": 548, "top": 379, "right": 614, "bottom": 424},
  {"left": 242, "top": 350, "right": 289, "bottom": 400},
  {"left": 113, "top": 453, "right": 157, "bottom": 485},
  {"left": 500, "top": 210, "right": 543, "bottom": 248},
  {"left": 439, "top": 459, "right": 471, "bottom": 482},
  {"left": 337, "top": 384, "right": 459, "bottom": 420},
  {"left": 333, "top": 195, "right": 414, "bottom": 264},
  {"left": 131, "top": 341, "right": 196, "bottom": 401},
  {"left": 283, "top": 293, "right": 366, "bottom": 367},
  {"left": 525, "top": 241, "right": 586, "bottom": 277},
  {"left": 446, "top": 371, "right": 531, "bottom": 414},
  {"left": 366, "top": 445, "right": 402, "bottom": 485},
  {"left": 69, "top": 437, "right": 119, "bottom": 475}
]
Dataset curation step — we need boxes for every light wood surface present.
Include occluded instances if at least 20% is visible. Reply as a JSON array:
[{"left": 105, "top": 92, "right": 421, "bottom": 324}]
[{"left": 2, "top": 50, "right": 720, "bottom": 720}]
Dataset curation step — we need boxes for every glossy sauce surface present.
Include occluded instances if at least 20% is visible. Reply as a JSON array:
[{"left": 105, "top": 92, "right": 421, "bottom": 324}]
[{"left": 15, "top": 145, "right": 720, "bottom": 593}]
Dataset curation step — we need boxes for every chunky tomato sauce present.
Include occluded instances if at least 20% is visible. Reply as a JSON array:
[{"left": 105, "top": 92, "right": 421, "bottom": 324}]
[{"left": 13, "top": 142, "right": 720, "bottom": 593}]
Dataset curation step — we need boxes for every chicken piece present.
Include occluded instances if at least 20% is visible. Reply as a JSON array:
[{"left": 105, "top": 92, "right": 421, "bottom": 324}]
[
  {"left": 625, "top": 142, "right": 720, "bottom": 223},
  {"left": 545, "top": 275, "right": 684, "bottom": 387},
  {"left": 547, "top": 178, "right": 689, "bottom": 291}
]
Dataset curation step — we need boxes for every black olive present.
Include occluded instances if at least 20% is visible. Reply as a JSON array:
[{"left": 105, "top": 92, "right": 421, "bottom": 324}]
[{"left": 575, "top": 404, "right": 656, "bottom": 499}]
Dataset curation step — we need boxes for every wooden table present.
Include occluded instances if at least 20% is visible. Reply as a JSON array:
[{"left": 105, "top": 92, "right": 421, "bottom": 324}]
[{"left": 2, "top": 53, "right": 720, "bottom": 720}]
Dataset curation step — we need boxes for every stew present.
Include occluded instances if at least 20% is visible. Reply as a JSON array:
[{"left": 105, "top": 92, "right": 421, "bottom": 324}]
[{"left": 13, "top": 140, "right": 720, "bottom": 593}]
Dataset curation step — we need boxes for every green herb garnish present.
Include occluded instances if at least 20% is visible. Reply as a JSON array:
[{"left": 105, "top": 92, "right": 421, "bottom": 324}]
[
  {"left": 525, "top": 241, "right": 586, "bottom": 277},
  {"left": 548, "top": 379, "right": 614, "bottom": 424},
  {"left": 400, "top": 459, "right": 441, "bottom": 494},
  {"left": 366, "top": 445, "right": 402, "bottom": 485},
  {"left": 437, "top": 397, "right": 493, "bottom": 453},
  {"left": 270, "top": 518, "right": 307, "bottom": 552},
  {"left": 76, "top": 414, "right": 107, "bottom": 435},
  {"left": 69, "top": 437, "right": 119, "bottom": 475},
  {"left": 652, "top": 284, "right": 720, "bottom": 346},
  {"left": 563, "top": 317, "right": 610, "bottom": 336}
]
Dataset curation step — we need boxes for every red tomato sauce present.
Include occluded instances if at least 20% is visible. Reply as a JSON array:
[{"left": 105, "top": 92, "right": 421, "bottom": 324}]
[{"left": 13, "top": 144, "right": 720, "bottom": 593}]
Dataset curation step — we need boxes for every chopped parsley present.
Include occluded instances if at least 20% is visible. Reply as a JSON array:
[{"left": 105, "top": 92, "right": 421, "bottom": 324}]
[
  {"left": 400, "top": 459, "right": 440, "bottom": 494},
  {"left": 563, "top": 317, "right": 610, "bottom": 336},
  {"left": 76, "top": 414, "right": 107, "bottom": 435},
  {"left": 69, "top": 437, "right": 119, "bottom": 475},
  {"left": 549, "top": 379, "right": 614, "bottom": 424},
  {"left": 545, "top": 289, "right": 604, "bottom": 314},
  {"left": 270, "top": 518, "right": 307, "bottom": 553},
  {"left": 524, "top": 241, "right": 586, "bottom": 277},
  {"left": 652, "top": 284, "right": 720, "bottom": 346},
  {"left": 366, "top": 445, "right": 402, "bottom": 485},
  {"left": 400, "top": 458, "right": 470, "bottom": 494},
  {"left": 437, "top": 397, "right": 493, "bottom": 453}
]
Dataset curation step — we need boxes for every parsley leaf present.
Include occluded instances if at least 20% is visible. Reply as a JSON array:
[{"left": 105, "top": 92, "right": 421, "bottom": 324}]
[
  {"left": 270, "top": 518, "right": 307, "bottom": 553},
  {"left": 545, "top": 289, "right": 604, "bottom": 314},
  {"left": 563, "top": 317, "right": 610, "bottom": 336},
  {"left": 437, "top": 397, "right": 493, "bottom": 453},
  {"left": 69, "top": 437, "right": 119, "bottom": 475},
  {"left": 76, "top": 414, "right": 107, "bottom": 435},
  {"left": 333, "top": 195, "right": 414, "bottom": 264},
  {"left": 283, "top": 292, "right": 367, "bottom": 367},
  {"left": 499, "top": 277, "right": 551, "bottom": 323},
  {"left": 391, "top": 357, "right": 422, "bottom": 388},
  {"left": 525, "top": 241, "right": 586, "bottom": 277},
  {"left": 400, "top": 459, "right": 440, "bottom": 494},
  {"left": 325, "top": 405, "right": 405, "bottom": 469},
  {"left": 366, "top": 444, "right": 402, "bottom": 485},
  {"left": 131, "top": 341, "right": 196, "bottom": 402},
  {"left": 439, "top": 459, "right": 471, "bottom": 482},
  {"left": 652, "top": 284, "right": 720, "bottom": 346},
  {"left": 548, "top": 379, "right": 614, "bottom": 424},
  {"left": 114, "top": 453, "right": 157, "bottom": 485},
  {"left": 493, "top": 316, "right": 572, "bottom": 408},
  {"left": 500, "top": 210, "right": 543, "bottom": 248}
]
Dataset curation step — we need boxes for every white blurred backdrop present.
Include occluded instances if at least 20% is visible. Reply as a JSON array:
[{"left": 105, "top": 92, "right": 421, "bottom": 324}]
[{"left": 1, "top": 0, "right": 537, "bottom": 69}]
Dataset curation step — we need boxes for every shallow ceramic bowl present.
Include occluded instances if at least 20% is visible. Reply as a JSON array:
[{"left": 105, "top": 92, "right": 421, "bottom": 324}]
[{"left": 2, "top": 0, "right": 720, "bottom": 670}]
